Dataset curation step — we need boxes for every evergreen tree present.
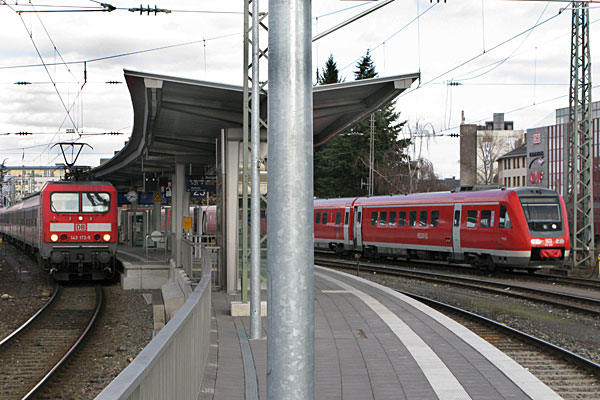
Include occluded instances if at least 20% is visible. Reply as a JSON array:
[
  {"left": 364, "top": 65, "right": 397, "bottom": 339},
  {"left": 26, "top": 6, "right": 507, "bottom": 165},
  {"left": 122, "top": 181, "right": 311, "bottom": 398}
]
[
  {"left": 318, "top": 54, "right": 344, "bottom": 85},
  {"left": 354, "top": 50, "right": 377, "bottom": 80},
  {"left": 313, "top": 52, "right": 411, "bottom": 198}
]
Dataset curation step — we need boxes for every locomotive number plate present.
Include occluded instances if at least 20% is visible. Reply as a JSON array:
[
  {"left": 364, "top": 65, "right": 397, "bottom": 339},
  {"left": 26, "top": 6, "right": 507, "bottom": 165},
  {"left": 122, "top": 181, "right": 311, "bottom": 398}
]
[
  {"left": 75, "top": 223, "right": 87, "bottom": 232},
  {"left": 70, "top": 235, "right": 92, "bottom": 241}
]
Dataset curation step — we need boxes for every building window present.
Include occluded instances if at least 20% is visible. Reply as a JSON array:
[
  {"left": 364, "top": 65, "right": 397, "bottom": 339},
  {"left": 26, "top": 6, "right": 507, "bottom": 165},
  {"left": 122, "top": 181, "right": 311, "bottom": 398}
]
[
  {"left": 523, "top": 176, "right": 526, "bottom": 186},
  {"left": 504, "top": 177, "right": 507, "bottom": 187}
]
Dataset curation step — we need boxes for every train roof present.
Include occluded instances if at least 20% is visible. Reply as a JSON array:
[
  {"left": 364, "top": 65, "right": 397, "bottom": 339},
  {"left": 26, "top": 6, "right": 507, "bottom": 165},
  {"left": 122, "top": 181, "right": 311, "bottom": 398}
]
[
  {"left": 314, "top": 197, "right": 357, "bottom": 208},
  {"left": 45, "top": 180, "right": 114, "bottom": 186},
  {"left": 351, "top": 187, "right": 562, "bottom": 207}
]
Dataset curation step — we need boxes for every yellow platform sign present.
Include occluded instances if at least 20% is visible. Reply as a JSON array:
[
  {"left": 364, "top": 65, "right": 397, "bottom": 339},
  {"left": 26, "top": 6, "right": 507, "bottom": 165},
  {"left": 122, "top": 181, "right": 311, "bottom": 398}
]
[{"left": 183, "top": 216, "right": 192, "bottom": 230}]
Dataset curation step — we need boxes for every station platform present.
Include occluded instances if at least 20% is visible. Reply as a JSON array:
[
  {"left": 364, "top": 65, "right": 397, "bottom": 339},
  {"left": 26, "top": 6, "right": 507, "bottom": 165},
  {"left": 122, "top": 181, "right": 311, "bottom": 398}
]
[{"left": 200, "top": 265, "right": 560, "bottom": 400}]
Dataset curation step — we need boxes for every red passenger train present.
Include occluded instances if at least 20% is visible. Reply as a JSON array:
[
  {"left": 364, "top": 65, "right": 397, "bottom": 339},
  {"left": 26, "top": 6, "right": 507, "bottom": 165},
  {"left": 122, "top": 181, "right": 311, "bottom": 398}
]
[
  {"left": 0, "top": 181, "right": 118, "bottom": 280},
  {"left": 314, "top": 187, "right": 570, "bottom": 272}
]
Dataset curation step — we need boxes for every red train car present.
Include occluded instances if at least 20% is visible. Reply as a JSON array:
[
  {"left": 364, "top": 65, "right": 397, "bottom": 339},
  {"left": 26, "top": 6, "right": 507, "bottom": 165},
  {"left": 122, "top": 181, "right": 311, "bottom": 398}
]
[
  {"left": 314, "top": 187, "right": 570, "bottom": 272},
  {"left": 0, "top": 181, "right": 118, "bottom": 280}
]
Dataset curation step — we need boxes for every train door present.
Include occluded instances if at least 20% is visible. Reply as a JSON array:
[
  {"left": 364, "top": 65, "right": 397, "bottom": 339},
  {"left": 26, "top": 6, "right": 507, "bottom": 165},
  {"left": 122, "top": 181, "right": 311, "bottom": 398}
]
[
  {"left": 353, "top": 206, "right": 363, "bottom": 251},
  {"left": 343, "top": 207, "right": 350, "bottom": 247},
  {"left": 452, "top": 204, "right": 464, "bottom": 260}
]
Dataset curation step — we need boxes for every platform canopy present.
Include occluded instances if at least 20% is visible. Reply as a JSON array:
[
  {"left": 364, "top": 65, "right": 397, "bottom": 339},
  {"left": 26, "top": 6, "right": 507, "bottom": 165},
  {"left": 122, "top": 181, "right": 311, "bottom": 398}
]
[{"left": 91, "top": 69, "right": 419, "bottom": 189}]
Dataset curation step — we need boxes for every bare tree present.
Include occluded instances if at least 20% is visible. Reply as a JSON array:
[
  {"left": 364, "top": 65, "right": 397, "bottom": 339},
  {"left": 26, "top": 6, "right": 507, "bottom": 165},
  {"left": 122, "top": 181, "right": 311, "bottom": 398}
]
[{"left": 477, "top": 132, "right": 505, "bottom": 185}]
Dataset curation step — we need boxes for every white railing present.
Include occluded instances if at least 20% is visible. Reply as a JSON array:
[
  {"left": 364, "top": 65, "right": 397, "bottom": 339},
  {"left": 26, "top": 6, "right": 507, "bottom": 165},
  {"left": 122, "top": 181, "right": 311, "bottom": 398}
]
[
  {"left": 94, "top": 263, "right": 212, "bottom": 400},
  {"left": 182, "top": 234, "right": 219, "bottom": 283}
]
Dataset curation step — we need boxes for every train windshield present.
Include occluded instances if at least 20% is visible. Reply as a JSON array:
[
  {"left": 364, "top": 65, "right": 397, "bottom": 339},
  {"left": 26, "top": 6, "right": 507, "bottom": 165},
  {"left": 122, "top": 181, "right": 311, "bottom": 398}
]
[
  {"left": 520, "top": 196, "right": 562, "bottom": 232},
  {"left": 50, "top": 193, "right": 79, "bottom": 213},
  {"left": 82, "top": 192, "right": 110, "bottom": 213}
]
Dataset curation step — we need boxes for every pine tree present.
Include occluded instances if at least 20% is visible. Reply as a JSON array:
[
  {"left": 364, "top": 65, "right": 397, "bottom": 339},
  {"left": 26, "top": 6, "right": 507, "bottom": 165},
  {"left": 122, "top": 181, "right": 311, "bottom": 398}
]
[
  {"left": 318, "top": 54, "right": 344, "bottom": 85},
  {"left": 354, "top": 50, "right": 377, "bottom": 80},
  {"left": 313, "top": 52, "right": 411, "bottom": 198}
]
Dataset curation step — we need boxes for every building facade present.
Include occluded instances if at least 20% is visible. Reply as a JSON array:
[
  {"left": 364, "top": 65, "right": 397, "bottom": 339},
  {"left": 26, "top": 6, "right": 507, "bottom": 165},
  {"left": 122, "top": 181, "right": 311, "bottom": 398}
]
[
  {"left": 496, "top": 144, "right": 527, "bottom": 188},
  {"left": 466, "top": 112, "right": 525, "bottom": 185},
  {"left": 1, "top": 165, "right": 65, "bottom": 205},
  {"left": 526, "top": 104, "right": 600, "bottom": 236}
]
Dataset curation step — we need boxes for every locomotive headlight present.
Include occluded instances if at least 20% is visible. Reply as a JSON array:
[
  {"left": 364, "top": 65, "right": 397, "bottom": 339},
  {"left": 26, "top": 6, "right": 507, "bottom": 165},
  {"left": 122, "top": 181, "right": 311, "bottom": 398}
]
[
  {"left": 530, "top": 238, "right": 543, "bottom": 245},
  {"left": 103, "top": 234, "right": 111, "bottom": 242},
  {"left": 556, "top": 238, "right": 565, "bottom": 244},
  {"left": 78, "top": 216, "right": 84, "bottom": 221},
  {"left": 50, "top": 234, "right": 59, "bottom": 242}
]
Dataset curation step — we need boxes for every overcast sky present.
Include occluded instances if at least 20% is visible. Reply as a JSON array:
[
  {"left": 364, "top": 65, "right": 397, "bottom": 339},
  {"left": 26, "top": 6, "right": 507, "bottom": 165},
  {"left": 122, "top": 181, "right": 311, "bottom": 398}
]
[{"left": 1, "top": 0, "right": 599, "bottom": 178}]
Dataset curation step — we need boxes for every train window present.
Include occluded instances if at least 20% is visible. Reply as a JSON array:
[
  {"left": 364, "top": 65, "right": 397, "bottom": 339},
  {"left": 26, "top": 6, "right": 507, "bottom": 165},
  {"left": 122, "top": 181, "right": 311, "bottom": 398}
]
[
  {"left": 454, "top": 210, "right": 460, "bottom": 227},
  {"left": 322, "top": 212, "right": 328, "bottom": 225},
  {"left": 419, "top": 211, "right": 428, "bottom": 227},
  {"left": 466, "top": 210, "right": 477, "bottom": 228},
  {"left": 357, "top": 211, "right": 362, "bottom": 224},
  {"left": 389, "top": 211, "right": 397, "bottom": 226},
  {"left": 398, "top": 211, "right": 406, "bottom": 226},
  {"left": 82, "top": 192, "right": 110, "bottom": 213},
  {"left": 499, "top": 205, "right": 512, "bottom": 229},
  {"left": 371, "top": 211, "right": 378, "bottom": 226},
  {"left": 480, "top": 210, "right": 491, "bottom": 228},
  {"left": 344, "top": 212, "right": 349, "bottom": 225},
  {"left": 380, "top": 211, "right": 387, "bottom": 226},
  {"left": 51, "top": 193, "right": 79, "bottom": 213},
  {"left": 335, "top": 212, "right": 342, "bottom": 225},
  {"left": 408, "top": 211, "right": 417, "bottom": 226},
  {"left": 430, "top": 211, "right": 439, "bottom": 227},
  {"left": 315, "top": 212, "right": 320, "bottom": 224}
]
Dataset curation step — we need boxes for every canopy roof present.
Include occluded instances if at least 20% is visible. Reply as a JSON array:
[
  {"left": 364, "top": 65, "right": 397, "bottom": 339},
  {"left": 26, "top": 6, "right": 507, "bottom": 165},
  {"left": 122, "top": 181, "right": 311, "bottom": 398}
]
[{"left": 92, "top": 70, "right": 418, "bottom": 189}]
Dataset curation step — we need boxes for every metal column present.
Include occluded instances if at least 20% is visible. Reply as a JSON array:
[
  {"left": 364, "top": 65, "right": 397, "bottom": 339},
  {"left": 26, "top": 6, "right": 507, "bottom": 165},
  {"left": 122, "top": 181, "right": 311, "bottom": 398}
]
[
  {"left": 267, "top": 0, "right": 314, "bottom": 398},
  {"left": 566, "top": 1, "right": 595, "bottom": 270},
  {"left": 250, "top": 0, "right": 263, "bottom": 340}
]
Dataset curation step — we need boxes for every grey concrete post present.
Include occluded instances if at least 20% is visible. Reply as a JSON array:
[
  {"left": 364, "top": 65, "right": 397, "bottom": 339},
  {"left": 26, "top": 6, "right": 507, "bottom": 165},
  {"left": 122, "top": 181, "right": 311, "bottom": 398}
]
[
  {"left": 267, "top": 0, "right": 314, "bottom": 398},
  {"left": 170, "top": 174, "right": 177, "bottom": 260},
  {"left": 174, "top": 163, "right": 185, "bottom": 267},
  {"left": 250, "top": 0, "right": 262, "bottom": 340}
]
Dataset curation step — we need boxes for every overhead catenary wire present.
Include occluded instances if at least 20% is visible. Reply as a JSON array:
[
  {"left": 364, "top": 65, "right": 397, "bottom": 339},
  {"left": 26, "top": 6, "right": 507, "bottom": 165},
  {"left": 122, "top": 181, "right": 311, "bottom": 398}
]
[
  {"left": 6, "top": 2, "right": 79, "bottom": 133},
  {"left": 0, "top": 32, "right": 241, "bottom": 70}
]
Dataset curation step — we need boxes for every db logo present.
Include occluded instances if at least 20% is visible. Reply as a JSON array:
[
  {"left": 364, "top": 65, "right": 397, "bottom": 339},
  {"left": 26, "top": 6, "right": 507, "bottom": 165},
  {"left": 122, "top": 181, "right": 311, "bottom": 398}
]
[{"left": 75, "top": 223, "right": 87, "bottom": 232}]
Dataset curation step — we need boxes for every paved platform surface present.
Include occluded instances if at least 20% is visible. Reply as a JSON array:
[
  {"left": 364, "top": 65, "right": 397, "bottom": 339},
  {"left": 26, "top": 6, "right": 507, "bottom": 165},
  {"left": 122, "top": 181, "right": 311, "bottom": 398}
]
[
  {"left": 199, "top": 266, "right": 561, "bottom": 400},
  {"left": 116, "top": 244, "right": 169, "bottom": 264}
]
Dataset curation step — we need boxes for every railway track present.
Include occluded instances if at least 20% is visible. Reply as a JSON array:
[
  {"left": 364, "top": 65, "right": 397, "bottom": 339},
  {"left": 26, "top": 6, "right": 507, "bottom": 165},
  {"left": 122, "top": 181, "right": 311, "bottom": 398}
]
[
  {"left": 0, "top": 284, "right": 103, "bottom": 400},
  {"left": 402, "top": 291, "right": 600, "bottom": 399},
  {"left": 315, "top": 257, "right": 600, "bottom": 316}
]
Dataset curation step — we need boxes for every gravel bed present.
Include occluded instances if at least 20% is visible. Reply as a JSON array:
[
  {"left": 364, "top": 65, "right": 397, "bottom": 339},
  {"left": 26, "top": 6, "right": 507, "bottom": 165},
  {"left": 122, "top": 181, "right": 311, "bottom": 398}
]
[
  {"left": 360, "top": 270, "right": 600, "bottom": 365},
  {"left": 0, "top": 247, "right": 54, "bottom": 341},
  {"left": 0, "top": 245, "right": 154, "bottom": 399}
]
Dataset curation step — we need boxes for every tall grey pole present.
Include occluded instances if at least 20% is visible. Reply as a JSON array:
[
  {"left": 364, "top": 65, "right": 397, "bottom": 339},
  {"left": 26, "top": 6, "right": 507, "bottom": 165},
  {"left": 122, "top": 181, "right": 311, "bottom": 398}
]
[
  {"left": 249, "top": 0, "right": 262, "bottom": 340},
  {"left": 267, "top": 0, "right": 314, "bottom": 398}
]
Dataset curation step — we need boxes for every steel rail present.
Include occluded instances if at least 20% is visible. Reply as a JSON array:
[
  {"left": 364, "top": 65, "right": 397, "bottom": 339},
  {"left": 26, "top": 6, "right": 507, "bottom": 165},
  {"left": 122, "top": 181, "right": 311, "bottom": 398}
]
[
  {"left": 315, "top": 258, "right": 600, "bottom": 316},
  {"left": 401, "top": 290, "right": 600, "bottom": 379},
  {"left": 0, "top": 284, "right": 60, "bottom": 348},
  {"left": 21, "top": 285, "right": 104, "bottom": 400}
]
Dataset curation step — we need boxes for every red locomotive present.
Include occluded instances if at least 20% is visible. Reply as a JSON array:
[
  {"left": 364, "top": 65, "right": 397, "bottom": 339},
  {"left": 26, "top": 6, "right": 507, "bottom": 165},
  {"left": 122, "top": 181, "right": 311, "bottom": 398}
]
[
  {"left": 314, "top": 187, "right": 570, "bottom": 272},
  {"left": 0, "top": 181, "right": 118, "bottom": 280}
]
